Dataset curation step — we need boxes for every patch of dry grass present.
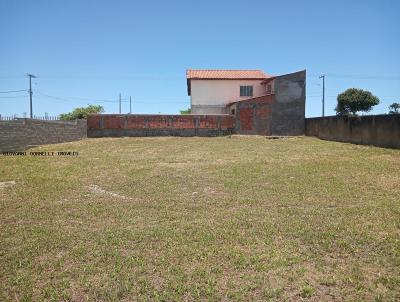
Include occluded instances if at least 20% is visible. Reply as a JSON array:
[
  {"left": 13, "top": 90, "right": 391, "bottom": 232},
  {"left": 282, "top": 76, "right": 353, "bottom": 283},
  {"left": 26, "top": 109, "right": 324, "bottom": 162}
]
[{"left": 0, "top": 136, "right": 399, "bottom": 301}]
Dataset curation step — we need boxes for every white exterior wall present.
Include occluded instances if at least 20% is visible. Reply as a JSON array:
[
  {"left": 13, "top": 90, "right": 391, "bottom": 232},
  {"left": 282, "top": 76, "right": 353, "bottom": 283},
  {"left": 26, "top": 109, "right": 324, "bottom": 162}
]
[{"left": 190, "top": 79, "right": 266, "bottom": 114}]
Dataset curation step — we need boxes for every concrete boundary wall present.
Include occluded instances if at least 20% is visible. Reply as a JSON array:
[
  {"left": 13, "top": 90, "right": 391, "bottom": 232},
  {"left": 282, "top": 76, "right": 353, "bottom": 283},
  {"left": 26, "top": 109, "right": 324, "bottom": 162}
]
[
  {"left": 0, "top": 119, "right": 87, "bottom": 152},
  {"left": 305, "top": 114, "right": 400, "bottom": 149},
  {"left": 87, "top": 114, "right": 236, "bottom": 137}
]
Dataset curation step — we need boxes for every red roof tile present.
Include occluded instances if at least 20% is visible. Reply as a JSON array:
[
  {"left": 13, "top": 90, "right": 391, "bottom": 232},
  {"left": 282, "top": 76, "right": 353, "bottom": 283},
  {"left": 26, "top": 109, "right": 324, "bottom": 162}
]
[{"left": 186, "top": 69, "right": 272, "bottom": 80}]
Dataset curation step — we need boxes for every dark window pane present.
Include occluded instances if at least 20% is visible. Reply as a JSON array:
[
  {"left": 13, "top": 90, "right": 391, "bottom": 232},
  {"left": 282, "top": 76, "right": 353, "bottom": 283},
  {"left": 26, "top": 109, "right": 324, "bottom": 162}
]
[{"left": 240, "top": 85, "right": 253, "bottom": 97}]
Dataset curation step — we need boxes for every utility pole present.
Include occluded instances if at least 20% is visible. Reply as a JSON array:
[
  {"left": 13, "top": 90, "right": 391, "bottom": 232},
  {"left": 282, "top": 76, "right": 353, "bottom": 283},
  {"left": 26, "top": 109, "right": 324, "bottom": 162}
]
[
  {"left": 119, "top": 93, "right": 121, "bottom": 114},
  {"left": 129, "top": 96, "right": 132, "bottom": 114},
  {"left": 27, "top": 74, "right": 36, "bottom": 118},
  {"left": 319, "top": 74, "right": 325, "bottom": 117}
]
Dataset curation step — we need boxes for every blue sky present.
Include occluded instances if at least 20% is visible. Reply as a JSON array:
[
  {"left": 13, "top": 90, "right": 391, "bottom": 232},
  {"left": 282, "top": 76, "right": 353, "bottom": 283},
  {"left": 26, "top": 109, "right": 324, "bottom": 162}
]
[{"left": 0, "top": 0, "right": 399, "bottom": 117}]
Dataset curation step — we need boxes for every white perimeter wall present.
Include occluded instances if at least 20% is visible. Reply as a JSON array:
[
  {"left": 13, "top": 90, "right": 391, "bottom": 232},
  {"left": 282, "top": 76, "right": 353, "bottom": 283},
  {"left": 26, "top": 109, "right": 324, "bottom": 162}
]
[{"left": 190, "top": 79, "right": 267, "bottom": 107}]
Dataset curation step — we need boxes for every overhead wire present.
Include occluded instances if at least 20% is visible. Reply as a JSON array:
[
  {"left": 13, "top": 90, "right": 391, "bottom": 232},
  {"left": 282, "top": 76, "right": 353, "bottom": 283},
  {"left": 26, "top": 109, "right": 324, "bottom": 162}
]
[
  {"left": 36, "top": 91, "right": 188, "bottom": 104},
  {"left": 0, "top": 95, "right": 28, "bottom": 99},
  {"left": 0, "top": 89, "right": 28, "bottom": 94}
]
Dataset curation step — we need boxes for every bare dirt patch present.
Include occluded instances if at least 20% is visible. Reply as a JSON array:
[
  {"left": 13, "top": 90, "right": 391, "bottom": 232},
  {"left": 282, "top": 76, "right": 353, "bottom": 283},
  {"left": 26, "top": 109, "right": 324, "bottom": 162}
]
[
  {"left": 88, "top": 184, "right": 132, "bottom": 200},
  {"left": 0, "top": 181, "right": 16, "bottom": 189}
]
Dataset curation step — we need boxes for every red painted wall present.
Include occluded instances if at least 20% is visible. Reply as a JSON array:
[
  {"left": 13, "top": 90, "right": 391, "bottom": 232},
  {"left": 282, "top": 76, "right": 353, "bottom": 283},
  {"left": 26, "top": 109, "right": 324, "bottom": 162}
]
[{"left": 88, "top": 114, "right": 236, "bottom": 130}]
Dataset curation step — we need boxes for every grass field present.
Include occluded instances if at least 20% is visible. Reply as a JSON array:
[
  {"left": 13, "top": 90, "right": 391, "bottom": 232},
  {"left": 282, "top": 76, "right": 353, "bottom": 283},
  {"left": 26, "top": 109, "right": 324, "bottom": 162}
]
[{"left": 1, "top": 136, "right": 399, "bottom": 301}]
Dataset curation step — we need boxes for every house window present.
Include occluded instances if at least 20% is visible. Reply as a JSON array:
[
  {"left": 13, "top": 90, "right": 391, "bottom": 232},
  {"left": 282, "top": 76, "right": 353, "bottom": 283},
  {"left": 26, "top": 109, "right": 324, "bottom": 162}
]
[
  {"left": 267, "top": 84, "right": 272, "bottom": 94},
  {"left": 240, "top": 86, "right": 253, "bottom": 97},
  {"left": 231, "top": 108, "right": 236, "bottom": 115}
]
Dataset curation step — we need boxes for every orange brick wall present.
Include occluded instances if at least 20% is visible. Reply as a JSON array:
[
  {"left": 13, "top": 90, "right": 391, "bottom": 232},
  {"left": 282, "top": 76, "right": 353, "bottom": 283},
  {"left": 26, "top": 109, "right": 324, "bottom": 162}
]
[{"left": 87, "top": 114, "right": 236, "bottom": 137}]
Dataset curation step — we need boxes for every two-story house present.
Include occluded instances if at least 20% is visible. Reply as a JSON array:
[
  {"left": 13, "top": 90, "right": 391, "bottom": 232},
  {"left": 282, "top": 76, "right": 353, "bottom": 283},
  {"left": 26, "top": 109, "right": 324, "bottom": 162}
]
[{"left": 186, "top": 69, "right": 275, "bottom": 114}]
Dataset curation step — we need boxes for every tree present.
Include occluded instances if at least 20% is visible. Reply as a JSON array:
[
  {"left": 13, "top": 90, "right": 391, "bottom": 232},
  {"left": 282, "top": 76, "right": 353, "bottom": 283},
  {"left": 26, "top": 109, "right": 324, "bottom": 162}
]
[
  {"left": 59, "top": 105, "right": 104, "bottom": 120},
  {"left": 389, "top": 102, "right": 400, "bottom": 114},
  {"left": 180, "top": 108, "right": 191, "bottom": 114},
  {"left": 335, "top": 88, "right": 379, "bottom": 116}
]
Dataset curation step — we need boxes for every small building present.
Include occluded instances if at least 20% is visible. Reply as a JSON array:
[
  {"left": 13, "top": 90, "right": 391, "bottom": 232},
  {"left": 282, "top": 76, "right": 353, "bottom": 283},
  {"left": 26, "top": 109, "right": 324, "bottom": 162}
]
[{"left": 186, "top": 69, "right": 306, "bottom": 135}]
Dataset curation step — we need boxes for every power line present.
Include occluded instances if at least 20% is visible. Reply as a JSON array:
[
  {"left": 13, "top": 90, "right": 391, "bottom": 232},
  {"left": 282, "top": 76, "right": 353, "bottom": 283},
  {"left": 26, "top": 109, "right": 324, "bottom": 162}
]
[
  {"left": 0, "top": 89, "right": 28, "bottom": 94},
  {"left": 308, "top": 73, "right": 400, "bottom": 81},
  {"left": 27, "top": 74, "right": 36, "bottom": 119},
  {"left": 36, "top": 91, "right": 128, "bottom": 103},
  {"left": 36, "top": 92, "right": 86, "bottom": 103},
  {"left": 0, "top": 75, "right": 26, "bottom": 79},
  {"left": 325, "top": 74, "right": 400, "bottom": 81},
  {"left": 0, "top": 95, "right": 27, "bottom": 99},
  {"left": 36, "top": 91, "right": 188, "bottom": 104},
  {"left": 119, "top": 93, "right": 121, "bottom": 114},
  {"left": 33, "top": 75, "right": 185, "bottom": 81},
  {"left": 319, "top": 75, "right": 325, "bottom": 117},
  {"left": 56, "top": 94, "right": 128, "bottom": 102}
]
